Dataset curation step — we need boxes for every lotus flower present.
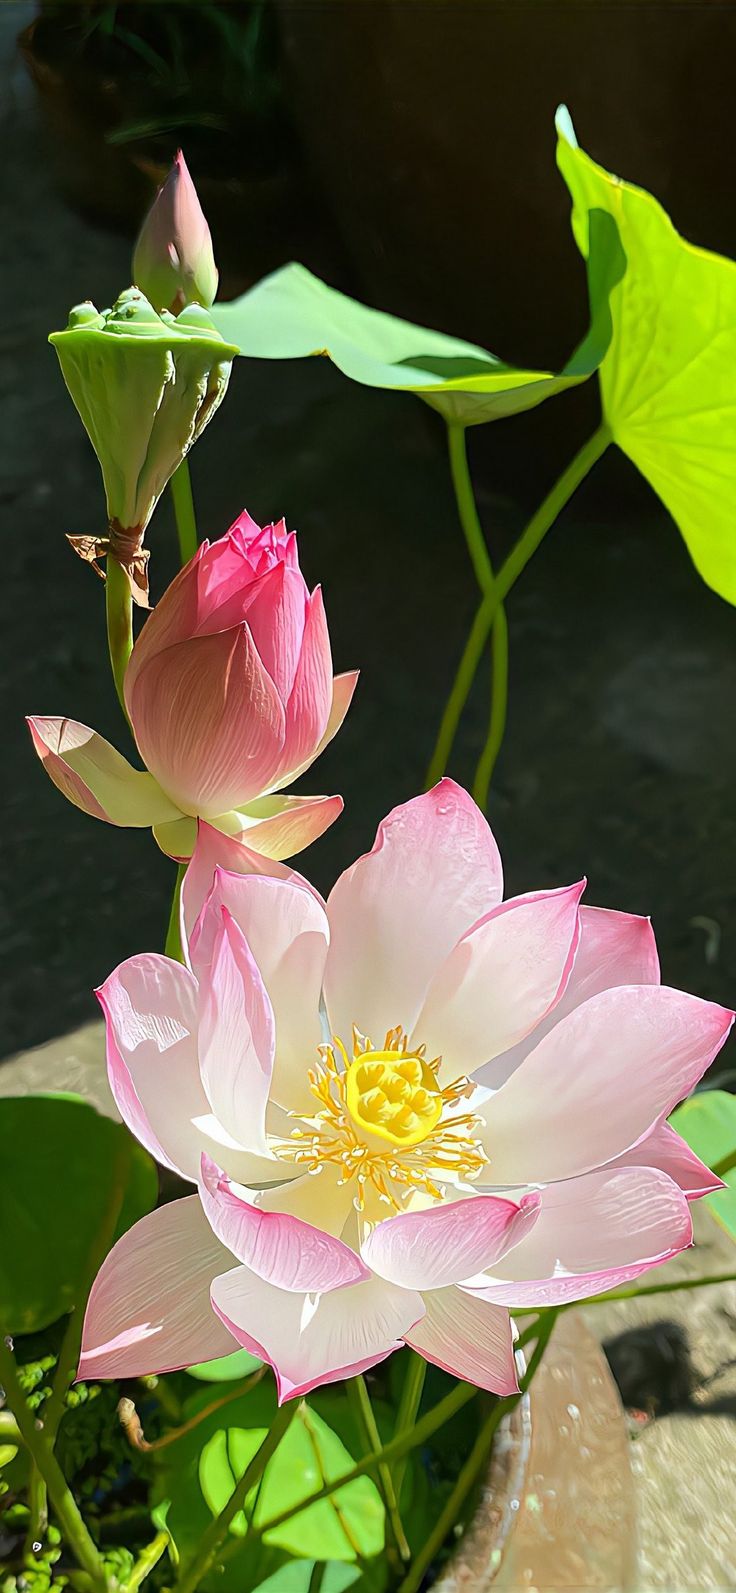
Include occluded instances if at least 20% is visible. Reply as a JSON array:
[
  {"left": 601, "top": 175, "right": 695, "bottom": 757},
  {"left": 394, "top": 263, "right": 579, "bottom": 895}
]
[
  {"left": 133, "top": 150, "right": 218, "bottom": 314},
  {"left": 80, "top": 784, "right": 732, "bottom": 1398},
  {"left": 28, "top": 512, "right": 355, "bottom": 862}
]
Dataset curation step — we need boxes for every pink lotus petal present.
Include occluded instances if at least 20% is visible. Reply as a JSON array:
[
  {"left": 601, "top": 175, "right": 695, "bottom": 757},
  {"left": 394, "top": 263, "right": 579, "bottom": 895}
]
[
  {"left": 128, "top": 625, "right": 286, "bottom": 815},
  {"left": 404, "top": 1288, "right": 518, "bottom": 1395},
  {"left": 133, "top": 148, "right": 218, "bottom": 313},
  {"left": 273, "top": 586, "right": 333, "bottom": 783},
  {"left": 210, "top": 1266, "right": 424, "bottom": 1403},
  {"left": 199, "top": 1154, "right": 369, "bottom": 1292},
  {"left": 27, "top": 716, "right": 179, "bottom": 827},
  {"left": 416, "top": 882, "right": 585, "bottom": 1080},
  {"left": 79, "top": 1197, "right": 235, "bottom": 1380},
  {"left": 479, "top": 904, "right": 660, "bottom": 1091},
  {"left": 283, "top": 670, "right": 359, "bottom": 785},
  {"left": 324, "top": 781, "right": 504, "bottom": 1043},
  {"left": 125, "top": 550, "right": 206, "bottom": 703},
  {"left": 197, "top": 908, "right": 275, "bottom": 1154},
  {"left": 242, "top": 562, "right": 308, "bottom": 701},
  {"left": 181, "top": 820, "right": 319, "bottom": 959},
  {"left": 362, "top": 1191, "right": 540, "bottom": 1291},
  {"left": 192, "top": 869, "right": 328, "bottom": 1114},
  {"left": 97, "top": 954, "right": 207, "bottom": 1179},
  {"left": 605, "top": 1120, "right": 725, "bottom": 1198},
  {"left": 468, "top": 1166, "right": 693, "bottom": 1308},
  {"left": 482, "top": 985, "right": 733, "bottom": 1184}
]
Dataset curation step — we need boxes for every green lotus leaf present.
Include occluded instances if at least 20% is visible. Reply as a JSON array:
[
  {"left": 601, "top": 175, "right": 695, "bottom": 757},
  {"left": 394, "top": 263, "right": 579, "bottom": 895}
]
[
  {"left": 153, "top": 1383, "right": 383, "bottom": 1585},
  {"left": 201, "top": 1402, "right": 384, "bottom": 1561},
  {"left": 557, "top": 106, "right": 736, "bottom": 604},
  {"left": 187, "top": 1348, "right": 262, "bottom": 1382},
  {"left": 0, "top": 1094, "right": 157, "bottom": 1333},
  {"left": 670, "top": 1089, "right": 736, "bottom": 1243},
  {"left": 210, "top": 213, "right": 622, "bottom": 428}
]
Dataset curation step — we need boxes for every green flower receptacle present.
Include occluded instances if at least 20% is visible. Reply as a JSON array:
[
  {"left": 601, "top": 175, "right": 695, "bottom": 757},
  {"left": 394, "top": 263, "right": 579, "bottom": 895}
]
[{"left": 49, "top": 288, "right": 238, "bottom": 602}]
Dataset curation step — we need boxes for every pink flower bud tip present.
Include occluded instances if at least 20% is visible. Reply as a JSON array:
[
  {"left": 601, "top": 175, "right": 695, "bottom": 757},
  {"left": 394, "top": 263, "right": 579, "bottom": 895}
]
[{"left": 133, "top": 149, "right": 218, "bottom": 314}]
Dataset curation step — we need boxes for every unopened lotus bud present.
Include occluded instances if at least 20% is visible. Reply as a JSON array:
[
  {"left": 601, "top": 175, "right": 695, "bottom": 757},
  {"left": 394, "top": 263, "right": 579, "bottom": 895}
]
[
  {"left": 49, "top": 287, "right": 237, "bottom": 602},
  {"left": 133, "top": 150, "right": 218, "bottom": 313}
]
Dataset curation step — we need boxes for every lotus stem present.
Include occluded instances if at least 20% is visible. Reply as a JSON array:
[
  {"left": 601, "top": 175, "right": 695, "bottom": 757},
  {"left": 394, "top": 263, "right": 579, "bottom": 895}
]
[
  {"left": 169, "top": 457, "right": 199, "bottom": 566},
  {"left": 0, "top": 1336, "right": 108, "bottom": 1591},
  {"left": 427, "top": 423, "right": 611, "bottom": 788},
  {"left": 105, "top": 554, "right": 133, "bottom": 718}
]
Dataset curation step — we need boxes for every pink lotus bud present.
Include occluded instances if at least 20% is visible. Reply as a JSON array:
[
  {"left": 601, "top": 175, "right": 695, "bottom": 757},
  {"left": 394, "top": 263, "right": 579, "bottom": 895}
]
[
  {"left": 28, "top": 512, "right": 358, "bottom": 861},
  {"left": 133, "top": 150, "right": 218, "bottom": 313}
]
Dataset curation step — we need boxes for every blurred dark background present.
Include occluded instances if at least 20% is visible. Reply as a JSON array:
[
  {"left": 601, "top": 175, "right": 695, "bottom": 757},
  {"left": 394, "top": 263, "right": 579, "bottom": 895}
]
[{"left": 2, "top": 0, "right": 736, "bottom": 1069}]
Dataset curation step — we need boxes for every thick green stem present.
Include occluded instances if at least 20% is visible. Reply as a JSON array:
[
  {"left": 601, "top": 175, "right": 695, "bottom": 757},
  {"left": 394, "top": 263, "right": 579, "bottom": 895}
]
[
  {"left": 169, "top": 458, "right": 198, "bottom": 566},
  {"left": 347, "top": 1376, "right": 410, "bottom": 1561},
  {"left": 427, "top": 425, "right": 611, "bottom": 785},
  {"left": 249, "top": 1380, "right": 477, "bottom": 1544},
  {"left": 447, "top": 423, "right": 495, "bottom": 593},
  {"left": 0, "top": 1411, "right": 22, "bottom": 1442},
  {"left": 164, "top": 862, "right": 186, "bottom": 961},
  {"left": 472, "top": 600, "right": 509, "bottom": 808},
  {"left": 105, "top": 555, "right": 133, "bottom": 717},
  {"left": 712, "top": 1147, "right": 736, "bottom": 1178},
  {"left": 0, "top": 1337, "right": 108, "bottom": 1590},
  {"left": 25, "top": 1464, "right": 49, "bottom": 1560},
  {"left": 396, "top": 1312, "right": 559, "bottom": 1593},
  {"left": 24, "top": 1139, "right": 130, "bottom": 1559},
  {"left": 427, "top": 426, "right": 508, "bottom": 792},
  {"left": 391, "top": 1351, "right": 427, "bottom": 1509},
  {"left": 175, "top": 1399, "right": 298, "bottom": 1593},
  {"left": 163, "top": 454, "right": 195, "bottom": 964},
  {"left": 125, "top": 1530, "right": 169, "bottom": 1591}
]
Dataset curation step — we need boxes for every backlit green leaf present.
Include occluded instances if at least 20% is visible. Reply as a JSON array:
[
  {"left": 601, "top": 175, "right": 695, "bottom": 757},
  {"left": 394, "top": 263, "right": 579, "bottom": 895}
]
[
  {"left": 200, "top": 1402, "right": 384, "bottom": 1561},
  {"left": 211, "top": 220, "right": 621, "bottom": 427},
  {"left": 669, "top": 1089, "right": 736, "bottom": 1242},
  {"left": 0, "top": 1094, "right": 158, "bottom": 1333},
  {"left": 557, "top": 106, "right": 736, "bottom": 604},
  {"left": 153, "top": 1382, "right": 384, "bottom": 1586},
  {"left": 187, "top": 1348, "right": 262, "bottom": 1382}
]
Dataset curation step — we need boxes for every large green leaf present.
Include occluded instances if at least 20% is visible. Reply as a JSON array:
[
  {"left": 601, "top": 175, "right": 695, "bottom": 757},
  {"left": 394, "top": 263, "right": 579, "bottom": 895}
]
[
  {"left": 255, "top": 1564, "right": 361, "bottom": 1593},
  {"left": 557, "top": 106, "right": 736, "bottom": 604},
  {"left": 210, "top": 219, "right": 622, "bottom": 428},
  {"left": 153, "top": 1381, "right": 384, "bottom": 1588},
  {"left": 187, "top": 1348, "right": 262, "bottom": 1382},
  {"left": 670, "top": 1089, "right": 736, "bottom": 1243},
  {"left": 0, "top": 1094, "right": 158, "bottom": 1333},
  {"left": 202, "top": 1402, "right": 384, "bottom": 1560}
]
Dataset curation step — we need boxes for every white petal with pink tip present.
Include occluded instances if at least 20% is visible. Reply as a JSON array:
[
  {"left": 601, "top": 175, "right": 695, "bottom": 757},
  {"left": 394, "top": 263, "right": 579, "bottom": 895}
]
[
  {"left": 416, "top": 882, "right": 585, "bottom": 1080},
  {"left": 325, "top": 782, "right": 503, "bottom": 1041},
  {"left": 404, "top": 1288, "right": 518, "bottom": 1396},
  {"left": 98, "top": 954, "right": 207, "bottom": 1180},
  {"left": 192, "top": 869, "right": 328, "bottom": 1114},
  {"left": 482, "top": 985, "right": 733, "bottom": 1183},
  {"left": 479, "top": 904, "right": 660, "bottom": 1091},
  {"left": 197, "top": 909, "right": 275, "bottom": 1154},
  {"left": 468, "top": 1166, "right": 693, "bottom": 1307},
  {"left": 362, "top": 1191, "right": 540, "bottom": 1291},
  {"left": 79, "top": 1198, "right": 235, "bottom": 1380},
  {"left": 199, "top": 1154, "right": 369, "bottom": 1292},
  {"left": 211, "top": 1266, "right": 425, "bottom": 1402}
]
